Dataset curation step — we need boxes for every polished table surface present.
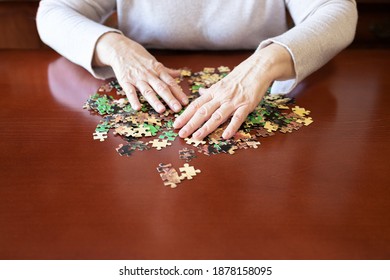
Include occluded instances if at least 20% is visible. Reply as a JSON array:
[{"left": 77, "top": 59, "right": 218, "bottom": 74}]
[{"left": 0, "top": 49, "right": 389, "bottom": 260}]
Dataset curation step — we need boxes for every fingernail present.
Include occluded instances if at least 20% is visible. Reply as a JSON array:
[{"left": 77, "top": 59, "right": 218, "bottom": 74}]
[
  {"left": 173, "top": 103, "right": 181, "bottom": 112},
  {"left": 222, "top": 130, "right": 230, "bottom": 139},
  {"left": 173, "top": 119, "right": 180, "bottom": 128},
  {"left": 179, "top": 128, "right": 187, "bottom": 138},
  {"left": 182, "top": 97, "right": 189, "bottom": 105},
  {"left": 157, "top": 104, "right": 165, "bottom": 112}
]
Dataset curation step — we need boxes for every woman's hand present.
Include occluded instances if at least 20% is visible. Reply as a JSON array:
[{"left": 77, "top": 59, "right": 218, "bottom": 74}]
[
  {"left": 93, "top": 32, "right": 188, "bottom": 113},
  {"left": 173, "top": 43, "right": 296, "bottom": 140}
]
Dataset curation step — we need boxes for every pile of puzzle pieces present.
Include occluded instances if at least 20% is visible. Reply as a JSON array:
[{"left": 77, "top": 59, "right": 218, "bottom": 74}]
[{"left": 83, "top": 66, "right": 313, "bottom": 188}]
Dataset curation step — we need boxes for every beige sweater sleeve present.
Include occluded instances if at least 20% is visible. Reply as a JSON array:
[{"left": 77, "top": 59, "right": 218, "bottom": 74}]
[
  {"left": 37, "top": 0, "right": 358, "bottom": 92},
  {"left": 259, "top": 0, "right": 358, "bottom": 94},
  {"left": 36, "top": 0, "right": 119, "bottom": 78}
]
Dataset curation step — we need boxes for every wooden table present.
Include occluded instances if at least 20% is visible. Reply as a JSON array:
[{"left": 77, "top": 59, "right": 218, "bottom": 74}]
[{"left": 0, "top": 49, "right": 389, "bottom": 260}]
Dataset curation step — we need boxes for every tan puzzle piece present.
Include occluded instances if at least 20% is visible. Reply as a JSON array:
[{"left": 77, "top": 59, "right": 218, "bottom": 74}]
[
  {"left": 149, "top": 139, "right": 171, "bottom": 150},
  {"left": 179, "top": 163, "right": 201, "bottom": 180}
]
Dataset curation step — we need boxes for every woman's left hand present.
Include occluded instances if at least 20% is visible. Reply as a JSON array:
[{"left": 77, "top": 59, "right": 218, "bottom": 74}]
[{"left": 173, "top": 43, "right": 295, "bottom": 140}]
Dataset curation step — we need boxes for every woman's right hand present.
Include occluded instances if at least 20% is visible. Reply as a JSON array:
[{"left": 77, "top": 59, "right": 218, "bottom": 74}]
[{"left": 93, "top": 32, "right": 188, "bottom": 113}]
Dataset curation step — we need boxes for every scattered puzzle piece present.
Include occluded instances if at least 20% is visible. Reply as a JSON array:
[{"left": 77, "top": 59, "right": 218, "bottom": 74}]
[
  {"left": 157, "top": 163, "right": 181, "bottom": 188},
  {"left": 98, "top": 83, "right": 113, "bottom": 92},
  {"left": 203, "top": 67, "right": 215, "bottom": 73},
  {"left": 264, "top": 121, "right": 279, "bottom": 133},
  {"left": 246, "top": 140, "right": 261, "bottom": 149},
  {"left": 255, "top": 127, "right": 275, "bottom": 137},
  {"left": 296, "top": 117, "right": 314, "bottom": 126},
  {"left": 146, "top": 115, "right": 162, "bottom": 126},
  {"left": 185, "top": 137, "right": 206, "bottom": 147},
  {"left": 217, "top": 66, "right": 230, "bottom": 73},
  {"left": 233, "top": 130, "right": 253, "bottom": 141},
  {"left": 279, "top": 126, "right": 294, "bottom": 133},
  {"left": 227, "top": 145, "right": 238, "bottom": 155},
  {"left": 179, "top": 163, "right": 201, "bottom": 180},
  {"left": 93, "top": 131, "right": 107, "bottom": 142},
  {"left": 180, "top": 69, "right": 192, "bottom": 77},
  {"left": 128, "top": 140, "right": 150, "bottom": 151},
  {"left": 179, "top": 148, "right": 197, "bottom": 162},
  {"left": 149, "top": 139, "right": 172, "bottom": 150},
  {"left": 116, "top": 144, "right": 134, "bottom": 156},
  {"left": 292, "top": 106, "right": 311, "bottom": 117},
  {"left": 236, "top": 142, "right": 249, "bottom": 149},
  {"left": 159, "top": 130, "right": 178, "bottom": 141},
  {"left": 143, "top": 123, "right": 160, "bottom": 136}
]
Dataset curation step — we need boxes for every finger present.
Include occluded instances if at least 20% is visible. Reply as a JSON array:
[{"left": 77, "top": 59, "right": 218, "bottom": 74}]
[
  {"left": 153, "top": 63, "right": 188, "bottom": 106},
  {"left": 147, "top": 73, "right": 183, "bottom": 112},
  {"left": 199, "top": 87, "right": 207, "bottom": 96},
  {"left": 192, "top": 103, "right": 234, "bottom": 140},
  {"left": 118, "top": 80, "right": 142, "bottom": 111},
  {"left": 164, "top": 67, "right": 181, "bottom": 78},
  {"left": 135, "top": 81, "right": 166, "bottom": 113},
  {"left": 173, "top": 93, "right": 212, "bottom": 129},
  {"left": 222, "top": 106, "right": 251, "bottom": 139},
  {"left": 159, "top": 71, "right": 189, "bottom": 106},
  {"left": 178, "top": 100, "right": 220, "bottom": 139}
]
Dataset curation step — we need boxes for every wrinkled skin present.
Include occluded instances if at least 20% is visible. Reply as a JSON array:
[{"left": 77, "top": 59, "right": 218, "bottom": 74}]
[{"left": 94, "top": 32, "right": 295, "bottom": 140}]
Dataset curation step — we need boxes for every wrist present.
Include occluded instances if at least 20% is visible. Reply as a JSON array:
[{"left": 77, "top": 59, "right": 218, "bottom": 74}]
[
  {"left": 252, "top": 43, "right": 295, "bottom": 82},
  {"left": 93, "top": 32, "right": 124, "bottom": 67}
]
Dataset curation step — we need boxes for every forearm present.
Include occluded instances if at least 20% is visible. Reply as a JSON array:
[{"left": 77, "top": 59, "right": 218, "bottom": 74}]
[
  {"left": 259, "top": 0, "right": 357, "bottom": 93},
  {"left": 37, "top": 0, "right": 118, "bottom": 78}
]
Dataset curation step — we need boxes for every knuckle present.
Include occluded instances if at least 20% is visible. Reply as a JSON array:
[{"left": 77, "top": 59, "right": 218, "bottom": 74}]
[
  {"left": 145, "top": 68, "right": 155, "bottom": 77},
  {"left": 143, "top": 89, "right": 155, "bottom": 98},
  {"left": 122, "top": 83, "right": 135, "bottom": 93},
  {"left": 211, "top": 111, "right": 223, "bottom": 121},
  {"left": 154, "top": 62, "right": 165, "bottom": 74},
  {"left": 122, "top": 88, "right": 137, "bottom": 98},
  {"left": 186, "top": 122, "right": 196, "bottom": 131},
  {"left": 233, "top": 111, "right": 246, "bottom": 122},
  {"left": 167, "top": 98, "right": 178, "bottom": 107},
  {"left": 201, "top": 124, "right": 211, "bottom": 134},
  {"left": 166, "top": 79, "right": 179, "bottom": 87},
  {"left": 134, "top": 80, "right": 145, "bottom": 89},
  {"left": 189, "top": 101, "right": 201, "bottom": 111},
  {"left": 198, "top": 106, "right": 208, "bottom": 116},
  {"left": 154, "top": 82, "right": 169, "bottom": 93}
]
